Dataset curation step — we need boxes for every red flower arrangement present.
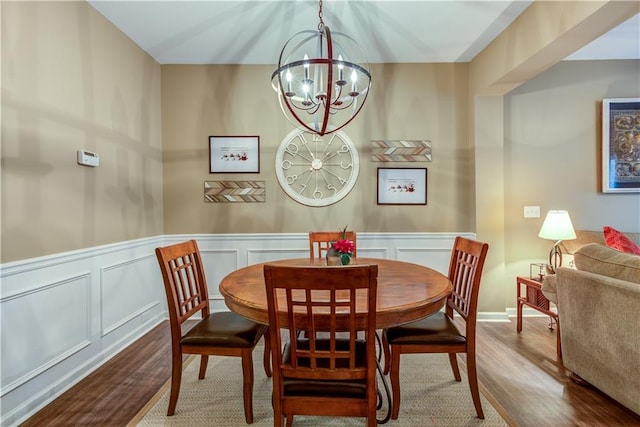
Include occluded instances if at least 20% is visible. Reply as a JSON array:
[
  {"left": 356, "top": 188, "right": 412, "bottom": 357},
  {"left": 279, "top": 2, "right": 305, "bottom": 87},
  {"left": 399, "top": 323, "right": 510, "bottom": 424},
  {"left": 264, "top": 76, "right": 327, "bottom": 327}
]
[
  {"left": 333, "top": 238, "right": 355, "bottom": 255},
  {"left": 333, "top": 225, "right": 354, "bottom": 256}
]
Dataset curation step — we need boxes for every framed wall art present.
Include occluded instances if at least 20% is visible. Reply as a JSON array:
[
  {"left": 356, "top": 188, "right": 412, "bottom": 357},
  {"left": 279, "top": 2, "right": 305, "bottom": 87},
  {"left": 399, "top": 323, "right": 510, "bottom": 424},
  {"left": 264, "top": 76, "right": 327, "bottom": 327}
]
[
  {"left": 209, "top": 136, "right": 260, "bottom": 173},
  {"left": 377, "top": 168, "right": 427, "bottom": 205},
  {"left": 204, "top": 181, "right": 265, "bottom": 203},
  {"left": 601, "top": 98, "right": 640, "bottom": 193},
  {"left": 370, "top": 140, "right": 432, "bottom": 162}
]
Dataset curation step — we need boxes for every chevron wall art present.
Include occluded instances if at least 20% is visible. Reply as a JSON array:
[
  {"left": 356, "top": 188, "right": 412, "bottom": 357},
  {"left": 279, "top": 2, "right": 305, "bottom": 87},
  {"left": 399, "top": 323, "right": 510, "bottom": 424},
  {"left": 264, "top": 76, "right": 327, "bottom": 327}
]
[
  {"left": 370, "top": 140, "right": 432, "bottom": 162},
  {"left": 204, "top": 181, "right": 265, "bottom": 203}
]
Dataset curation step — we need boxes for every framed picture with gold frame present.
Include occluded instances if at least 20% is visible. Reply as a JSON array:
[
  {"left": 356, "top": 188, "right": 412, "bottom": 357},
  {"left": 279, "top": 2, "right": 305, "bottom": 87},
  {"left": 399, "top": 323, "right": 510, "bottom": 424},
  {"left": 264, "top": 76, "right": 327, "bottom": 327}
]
[{"left": 601, "top": 98, "right": 640, "bottom": 193}]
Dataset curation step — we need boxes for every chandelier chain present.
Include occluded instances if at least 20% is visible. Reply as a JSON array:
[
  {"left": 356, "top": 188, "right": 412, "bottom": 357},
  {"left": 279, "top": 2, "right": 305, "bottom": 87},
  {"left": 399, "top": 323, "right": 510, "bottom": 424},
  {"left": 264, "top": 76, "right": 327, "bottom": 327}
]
[{"left": 317, "top": 0, "right": 324, "bottom": 30}]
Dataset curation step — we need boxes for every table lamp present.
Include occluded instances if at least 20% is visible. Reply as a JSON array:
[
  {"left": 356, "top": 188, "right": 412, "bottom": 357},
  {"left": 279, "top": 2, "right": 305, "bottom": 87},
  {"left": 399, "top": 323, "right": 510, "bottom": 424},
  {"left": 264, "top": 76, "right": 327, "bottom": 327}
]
[{"left": 538, "top": 210, "right": 576, "bottom": 274}]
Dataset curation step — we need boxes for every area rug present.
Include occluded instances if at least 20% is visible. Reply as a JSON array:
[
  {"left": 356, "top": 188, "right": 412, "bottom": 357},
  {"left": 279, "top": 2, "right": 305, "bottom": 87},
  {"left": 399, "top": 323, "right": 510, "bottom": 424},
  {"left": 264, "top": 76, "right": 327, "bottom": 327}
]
[{"left": 131, "top": 350, "right": 511, "bottom": 426}]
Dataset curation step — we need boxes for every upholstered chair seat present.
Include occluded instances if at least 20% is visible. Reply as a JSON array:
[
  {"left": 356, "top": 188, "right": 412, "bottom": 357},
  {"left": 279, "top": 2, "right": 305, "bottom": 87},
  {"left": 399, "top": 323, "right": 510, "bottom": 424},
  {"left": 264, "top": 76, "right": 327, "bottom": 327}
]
[
  {"left": 383, "top": 313, "right": 466, "bottom": 346},
  {"left": 282, "top": 339, "right": 368, "bottom": 398},
  {"left": 180, "top": 312, "right": 267, "bottom": 348}
]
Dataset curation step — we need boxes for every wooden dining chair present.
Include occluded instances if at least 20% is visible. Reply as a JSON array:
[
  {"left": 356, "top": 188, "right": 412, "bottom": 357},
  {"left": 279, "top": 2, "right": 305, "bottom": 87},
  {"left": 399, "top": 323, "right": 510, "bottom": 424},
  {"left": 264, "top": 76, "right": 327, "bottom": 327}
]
[
  {"left": 155, "top": 240, "right": 271, "bottom": 423},
  {"left": 309, "top": 230, "right": 357, "bottom": 259},
  {"left": 264, "top": 263, "right": 379, "bottom": 427},
  {"left": 382, "top": 236, "right": 489, "bottom": 419}
]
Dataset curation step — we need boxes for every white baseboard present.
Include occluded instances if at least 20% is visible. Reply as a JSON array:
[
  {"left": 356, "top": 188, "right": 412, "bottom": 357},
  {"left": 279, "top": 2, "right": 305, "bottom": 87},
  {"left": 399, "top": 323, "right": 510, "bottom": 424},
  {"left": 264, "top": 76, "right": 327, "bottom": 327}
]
[{"left": 505, "top": 306, "right": 558, "bottom": 318}]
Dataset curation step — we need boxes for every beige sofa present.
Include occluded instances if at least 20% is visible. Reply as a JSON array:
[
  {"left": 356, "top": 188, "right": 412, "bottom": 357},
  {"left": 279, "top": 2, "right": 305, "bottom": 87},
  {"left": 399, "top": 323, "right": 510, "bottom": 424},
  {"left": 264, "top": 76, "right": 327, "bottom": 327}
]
[{"left": 541, "top": 230, "right": 640, "bottom": 415}]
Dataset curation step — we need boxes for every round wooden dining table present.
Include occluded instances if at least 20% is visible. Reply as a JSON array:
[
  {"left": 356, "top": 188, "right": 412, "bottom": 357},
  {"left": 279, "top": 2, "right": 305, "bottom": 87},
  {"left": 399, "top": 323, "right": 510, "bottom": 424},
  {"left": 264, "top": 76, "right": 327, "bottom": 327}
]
[{"left": 219, "top": 257, "right": 452, "bottom": 328}]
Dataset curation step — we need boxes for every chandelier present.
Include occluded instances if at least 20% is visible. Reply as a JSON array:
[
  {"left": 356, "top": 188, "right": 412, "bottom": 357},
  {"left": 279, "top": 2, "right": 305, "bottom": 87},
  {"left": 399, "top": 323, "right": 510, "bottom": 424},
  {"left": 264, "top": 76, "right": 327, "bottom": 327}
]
[{"left": 271, "top": 0, "right": 372, "bottom": 136}]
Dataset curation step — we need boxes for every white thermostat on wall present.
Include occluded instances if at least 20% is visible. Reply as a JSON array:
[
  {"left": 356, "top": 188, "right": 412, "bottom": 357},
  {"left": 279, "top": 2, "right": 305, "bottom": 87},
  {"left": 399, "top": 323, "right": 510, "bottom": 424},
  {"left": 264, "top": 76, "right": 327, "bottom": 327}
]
[{"left": 77, "top": 150, "right": 99, "bottom": 167}]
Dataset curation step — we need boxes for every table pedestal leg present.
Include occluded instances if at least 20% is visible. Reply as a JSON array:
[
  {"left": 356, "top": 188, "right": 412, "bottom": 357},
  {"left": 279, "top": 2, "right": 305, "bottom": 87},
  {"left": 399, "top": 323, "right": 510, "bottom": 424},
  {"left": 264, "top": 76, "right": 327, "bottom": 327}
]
[{"left": 375, "top": 332, "right": 392, "bottom": 424}]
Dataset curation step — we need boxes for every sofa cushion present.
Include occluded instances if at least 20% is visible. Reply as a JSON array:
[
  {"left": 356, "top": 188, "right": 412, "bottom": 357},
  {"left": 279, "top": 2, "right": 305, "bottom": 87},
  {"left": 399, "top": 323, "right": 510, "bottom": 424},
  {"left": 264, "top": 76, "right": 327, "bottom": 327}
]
[
  {"left": 603, "top": 226, "right": 640, "bottom": 255},
  {"left": 574, "top": 243, "right": 640, "bottom": 285},
  {"left": 561, "top": 229, "right": 640, "bottom": 254}
]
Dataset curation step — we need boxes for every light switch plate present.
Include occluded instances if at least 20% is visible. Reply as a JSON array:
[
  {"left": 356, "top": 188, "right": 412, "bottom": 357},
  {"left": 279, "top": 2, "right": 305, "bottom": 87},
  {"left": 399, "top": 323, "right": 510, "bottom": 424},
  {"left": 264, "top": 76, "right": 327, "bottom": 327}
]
[{"left": 523, "top": 206, "right": 540, "bottom": 218}]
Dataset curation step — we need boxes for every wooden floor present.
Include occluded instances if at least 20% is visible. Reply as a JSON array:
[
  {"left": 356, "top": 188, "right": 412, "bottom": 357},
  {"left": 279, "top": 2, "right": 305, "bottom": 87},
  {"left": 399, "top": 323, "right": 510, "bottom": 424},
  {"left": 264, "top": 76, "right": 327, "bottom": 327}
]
[{"left": 21, "top": 317, "right": 640, "bottom": 426}]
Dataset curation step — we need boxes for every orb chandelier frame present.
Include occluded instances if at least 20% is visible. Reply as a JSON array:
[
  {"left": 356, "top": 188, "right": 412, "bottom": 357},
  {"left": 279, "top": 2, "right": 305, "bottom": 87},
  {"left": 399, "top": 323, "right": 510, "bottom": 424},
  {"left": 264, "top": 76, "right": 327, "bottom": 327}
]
[{"left": 271, "top": 0, "right": 372, "bottom": 136}]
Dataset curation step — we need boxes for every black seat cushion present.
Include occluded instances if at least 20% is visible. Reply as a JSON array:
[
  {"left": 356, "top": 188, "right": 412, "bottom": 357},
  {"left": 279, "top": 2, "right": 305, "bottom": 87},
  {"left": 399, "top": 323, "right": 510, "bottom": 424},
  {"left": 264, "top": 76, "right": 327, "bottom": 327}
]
[
  {"left": 283, "top": 377, "right": 367, "bottom": 398},
  {"left": 180, "top": 311, "right": 267, "bottom": 348},
  {"left": 282, "top": 339, "right": 369, "bottom": 398},
  {"left": 384, "top": 312, "right": 466, "bottom": 346}
]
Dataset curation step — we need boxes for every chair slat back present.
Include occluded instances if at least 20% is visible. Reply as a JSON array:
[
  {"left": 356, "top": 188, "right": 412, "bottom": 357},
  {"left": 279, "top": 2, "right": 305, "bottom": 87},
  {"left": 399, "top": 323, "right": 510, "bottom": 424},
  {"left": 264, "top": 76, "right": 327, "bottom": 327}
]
[
  {"left": 309, "top": 231, "right": 357, "bottom": 259},
  {"left": 446, "top": 236, "right": 489, "bottom": 324},
  {"left": 155, "top": 240, "right": 210, "bottom": 326},
  {"left": 264, "top": 264, "right": 377, "bottom": 382}
]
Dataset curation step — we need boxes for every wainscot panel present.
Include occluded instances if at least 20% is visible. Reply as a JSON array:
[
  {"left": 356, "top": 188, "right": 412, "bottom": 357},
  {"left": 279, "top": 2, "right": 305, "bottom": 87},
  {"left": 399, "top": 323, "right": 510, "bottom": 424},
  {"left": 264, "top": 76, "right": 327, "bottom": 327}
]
[
  {"left": 101, "top": 254, "right": 161, "bottom": 337},
  {"left": 1, "top": 273, "right": 91, "bottom": 395},
  {"left": 0, "top": 237, "right": 166, "bottom": 426}
]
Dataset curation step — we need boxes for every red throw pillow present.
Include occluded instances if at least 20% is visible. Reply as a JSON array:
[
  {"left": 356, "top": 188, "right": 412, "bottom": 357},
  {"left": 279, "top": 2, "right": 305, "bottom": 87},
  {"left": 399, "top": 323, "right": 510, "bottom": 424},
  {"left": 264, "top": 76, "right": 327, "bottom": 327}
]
[{"left": 603, "top": 226, "right": 640, "bottom": 255}]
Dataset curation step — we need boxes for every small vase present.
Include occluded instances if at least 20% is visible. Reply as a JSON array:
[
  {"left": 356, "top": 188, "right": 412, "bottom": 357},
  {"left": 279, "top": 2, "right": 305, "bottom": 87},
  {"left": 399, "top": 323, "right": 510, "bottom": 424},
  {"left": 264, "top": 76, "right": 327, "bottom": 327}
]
[
  {"left": 327, "top": 256, "right": 341, "bottom": 266},
  {"left": 326, "top": 246, "right": 341, "bottom": 266},
  {"left": 340, "top": 254, "right": 352, "bottom": 265}
]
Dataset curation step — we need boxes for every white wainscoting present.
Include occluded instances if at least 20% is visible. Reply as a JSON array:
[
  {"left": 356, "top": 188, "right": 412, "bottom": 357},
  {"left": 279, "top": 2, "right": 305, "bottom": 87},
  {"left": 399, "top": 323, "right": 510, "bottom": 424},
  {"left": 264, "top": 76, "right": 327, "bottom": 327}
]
[
  {"left": 0, "top": 232, "right": 472, "bottom": 425},
  {"left": 0, "top": 237, "right": 166, "bottom": 426}
]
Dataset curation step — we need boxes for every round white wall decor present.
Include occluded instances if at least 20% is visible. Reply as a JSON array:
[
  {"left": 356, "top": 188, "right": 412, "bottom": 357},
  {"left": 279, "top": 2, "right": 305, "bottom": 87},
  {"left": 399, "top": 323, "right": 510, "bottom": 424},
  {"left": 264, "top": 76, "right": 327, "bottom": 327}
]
[{"left": 275, "top": 126, "right": 359, "bottom": 207}]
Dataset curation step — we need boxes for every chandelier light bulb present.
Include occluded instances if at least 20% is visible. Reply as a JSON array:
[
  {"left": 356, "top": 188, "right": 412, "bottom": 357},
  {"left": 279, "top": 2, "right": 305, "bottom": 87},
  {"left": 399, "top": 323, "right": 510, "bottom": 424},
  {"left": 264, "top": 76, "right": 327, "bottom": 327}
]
[
  {"left": 302, "top": 83, "right": 312, "bottom": 106},
  {"left": 285, "top": 70, "right": 293, "bottom": 96},
  {"left": 350, "top": 69, "right": 358, "bottom": 95},
  {"left": 303, "top": 54, "right": 310, "bottom": 81}
]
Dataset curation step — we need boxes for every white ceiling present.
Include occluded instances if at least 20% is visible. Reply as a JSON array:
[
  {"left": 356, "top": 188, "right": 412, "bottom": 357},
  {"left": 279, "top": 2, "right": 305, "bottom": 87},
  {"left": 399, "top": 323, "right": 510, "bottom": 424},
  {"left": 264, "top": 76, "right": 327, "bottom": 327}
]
[{"left": 88, "top": 0, "right": 640, "bottom": 65}]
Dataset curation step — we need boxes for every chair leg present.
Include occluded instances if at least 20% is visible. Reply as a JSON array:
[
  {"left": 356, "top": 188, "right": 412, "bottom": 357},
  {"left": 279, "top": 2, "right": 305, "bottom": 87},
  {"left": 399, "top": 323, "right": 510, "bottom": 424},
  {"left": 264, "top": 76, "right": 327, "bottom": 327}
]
[
  {"left": 389, "top": 345, "right": 401, "bottom": 420},
  {"left": 241, "top": 349, "right": 255, "bottom": 424},
  {"left": 167, "top": 353, "right": 183, "bottom": 416},
  {"left": 367, "top": 406, "right": 377, "bottom": 427},
  {"left": 466, "top": 349, "right": 484, "bottom": 419},
  {"left": 198, "top": 354, "right": 209, "bottom": 379},
  {"left": 448, "top": 353, "right": 461, "bottom": 381},
  {"left": 263, "top": 328, "right": 272, "bottom": 377},
  {"left": 273, "top": 411, "right": 284, "bottom": 427},
  {"left": 285, "top": 415, "right": 293, "bottom": 427},
  {"left": 382, "top": 331, "right": 391, "bottom": 375},
  {"left": 272, "top": 381, "right": 283, "bottom": 427}
]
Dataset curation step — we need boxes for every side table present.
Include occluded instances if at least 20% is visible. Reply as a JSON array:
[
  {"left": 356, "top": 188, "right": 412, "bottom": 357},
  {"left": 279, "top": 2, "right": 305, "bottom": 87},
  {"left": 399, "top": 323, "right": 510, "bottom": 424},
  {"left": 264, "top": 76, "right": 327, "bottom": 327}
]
[{"left": 516, "top": 276, "right": 562, "bottom": 358}]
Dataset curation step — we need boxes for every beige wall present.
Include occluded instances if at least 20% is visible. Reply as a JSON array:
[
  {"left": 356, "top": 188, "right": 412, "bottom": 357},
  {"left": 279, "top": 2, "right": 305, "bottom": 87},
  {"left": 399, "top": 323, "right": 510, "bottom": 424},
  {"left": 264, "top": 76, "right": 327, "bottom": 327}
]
[
  {"left": 470, "top": 58, "right": 640, "bottom": 312},
  {"left": 2, "top": 0, "right": 639, "bottom": 315},
  {"left": 503, "top": 59, "right": 640, "bottom": 272},
  {"left": 161, "top": 63, "right": 473, "bottom": 234},
  {"left": 1, "top": 1, "right": 163, "bottom": 262},
  {"left": 469, "top": 0, "right": 639, "bottom": 311}
]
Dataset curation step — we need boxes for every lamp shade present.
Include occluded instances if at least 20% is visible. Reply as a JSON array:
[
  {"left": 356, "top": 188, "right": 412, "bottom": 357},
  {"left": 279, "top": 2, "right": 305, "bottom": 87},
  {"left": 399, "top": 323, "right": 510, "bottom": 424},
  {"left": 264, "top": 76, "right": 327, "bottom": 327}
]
[{"left": 538, "top": 210, "right": 577, "bottom": 241}]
